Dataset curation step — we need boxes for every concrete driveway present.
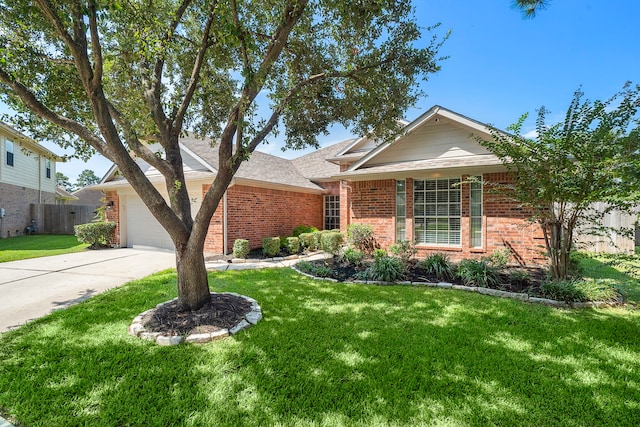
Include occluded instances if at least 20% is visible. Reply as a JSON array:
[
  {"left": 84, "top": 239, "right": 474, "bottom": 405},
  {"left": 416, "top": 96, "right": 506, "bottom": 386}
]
[{"left": 0, "top": 248, "right": 176, "bottom": 332}]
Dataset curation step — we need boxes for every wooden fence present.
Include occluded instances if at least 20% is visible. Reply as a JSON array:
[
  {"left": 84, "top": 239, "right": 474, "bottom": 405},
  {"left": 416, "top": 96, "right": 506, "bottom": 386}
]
[
  {"left": 30, "top": 204, "right": 99, "bottom": 235},
  {"left": 575, "top": 203, "right": 639, "bottom": 254}
]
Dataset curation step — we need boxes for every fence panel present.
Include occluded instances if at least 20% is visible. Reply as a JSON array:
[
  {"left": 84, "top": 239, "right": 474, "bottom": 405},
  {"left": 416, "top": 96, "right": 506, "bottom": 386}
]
[{"left": 30, "top": 204, "right": 99, "bottom": 235}]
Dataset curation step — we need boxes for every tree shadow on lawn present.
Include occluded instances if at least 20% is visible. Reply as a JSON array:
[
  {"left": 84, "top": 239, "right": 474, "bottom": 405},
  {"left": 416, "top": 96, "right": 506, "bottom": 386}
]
[{"left": 1, "top": 268, "right": 640, "bottom": 426}]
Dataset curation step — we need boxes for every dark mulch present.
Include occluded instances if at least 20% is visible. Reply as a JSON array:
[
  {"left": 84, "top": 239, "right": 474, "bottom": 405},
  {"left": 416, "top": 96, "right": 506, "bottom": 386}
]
[
  {"left": 205, "top": 247, "right": 296, "bottom": 262},
  {"left": 141, "top": 293, "right": 253, "bottom": 336}
]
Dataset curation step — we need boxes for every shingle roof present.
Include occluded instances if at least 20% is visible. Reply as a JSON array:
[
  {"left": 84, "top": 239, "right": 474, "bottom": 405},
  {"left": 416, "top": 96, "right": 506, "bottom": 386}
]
[{"left": 291, "top": 138, "right": 356, "bottom": 180}]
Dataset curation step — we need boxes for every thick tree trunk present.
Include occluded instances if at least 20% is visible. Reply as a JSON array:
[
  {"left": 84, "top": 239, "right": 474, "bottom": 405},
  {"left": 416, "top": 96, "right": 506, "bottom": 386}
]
[{"left": 175, "top": 245, "right": 211, "bottom": 311}]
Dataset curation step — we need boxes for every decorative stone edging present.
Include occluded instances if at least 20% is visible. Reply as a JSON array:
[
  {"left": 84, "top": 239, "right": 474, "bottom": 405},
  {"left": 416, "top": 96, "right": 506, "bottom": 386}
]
[
  {"left": 290, "top": 266, "right": 622, "bottom": 309},
  {"left": 207, "top": 251, "right": 326, "bottom": 265},
  {"left": 128, "top": 292, "right": 262, "bottom": 346}
]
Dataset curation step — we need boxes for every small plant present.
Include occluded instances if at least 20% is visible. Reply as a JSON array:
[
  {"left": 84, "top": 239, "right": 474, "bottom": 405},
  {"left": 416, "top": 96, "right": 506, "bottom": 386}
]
[
  {"left": 292, "top": 225, "right": 319, "bottom": 237},
  {"left": 341, "top": 247, "right": 364, "bottom": 266},
  {"left": 508, "top": 269, "right": 530, "bottom": 286},
  {"left": 389, "top": 240, "right": 417, "bottom": 266},
  {"left": 321, "top": 231, "right": 344, "bottom": 256},
  {"left": 295, "top": 260, "right": 332, "bottom": 278},
  {"left": 298, "top": 232, "right": 316, "bottom": 251},
  {"left": 541, "top": 279, "right": 619, "bottom": 303},
  {"left": 417, "top": 253, "right": 455, "bottom": 281},
  {"left": 286, "top": 236, "right": 300, "bottom": 254},
  {"left": 368, "top": 255, "right": 405, "bottom": 283},
  {"left": 484, "top": 247, "right": 511, "bottom": 268},
  {"left": 313, "top": 231, "right": 326, "bottom": 250},
  {"left": 232, "top": 239, "right": 250, "bottom": 259},
  {"left": 74, "top": 221, "right": 116, "bottom": 249},
  {"left": 457, "top": 259, "right": 499, "bottom": 288},
  {"left": 373, "top": 248, "right": 387, "bottom": 260},
  {"left": 347, "top": 224, "right": 379, "bottom": 254},
  {"left": 262, "top": 237, "right": 280, "bottom": 257}
]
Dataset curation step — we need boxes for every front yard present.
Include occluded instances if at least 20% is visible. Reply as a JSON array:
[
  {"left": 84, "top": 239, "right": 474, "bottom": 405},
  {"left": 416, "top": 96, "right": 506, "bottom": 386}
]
[
  {"left": 1, "top": 265, "right": 639, "bottom": 426},
  {"left": 0, "top": 235, "right": 88, "bottom": 262}
]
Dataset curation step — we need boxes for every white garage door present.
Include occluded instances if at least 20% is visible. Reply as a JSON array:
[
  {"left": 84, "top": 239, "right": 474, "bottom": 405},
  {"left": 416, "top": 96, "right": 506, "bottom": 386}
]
[{"left": 125, "top": 196, "right": 175, "bottom": 250}]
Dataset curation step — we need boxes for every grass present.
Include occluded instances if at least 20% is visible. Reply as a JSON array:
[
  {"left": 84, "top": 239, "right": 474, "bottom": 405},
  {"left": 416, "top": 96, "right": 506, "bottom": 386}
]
[
  {"left": 1, "top": 268, "right": 640, "bottom": 426},
  {"left": 0, "top": 235, "right": 88, "bottom": 262},
  {"left": 580, "top": 253, "right": 640, "bottom": 305}
]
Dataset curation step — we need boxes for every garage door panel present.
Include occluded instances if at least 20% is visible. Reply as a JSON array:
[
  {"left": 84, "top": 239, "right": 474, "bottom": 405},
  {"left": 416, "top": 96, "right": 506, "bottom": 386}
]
[{"left": 125, "top": 196, "right": 174, "bottom": 250}]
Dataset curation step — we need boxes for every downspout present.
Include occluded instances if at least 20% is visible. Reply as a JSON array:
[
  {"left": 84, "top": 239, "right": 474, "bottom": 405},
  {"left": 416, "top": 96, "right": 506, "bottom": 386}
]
[
  {"left": 223, "top": 190, "right": 228, "bottom": 255},
  {"left": 38, "top": 154, "right": 42, "bottom": 204}
]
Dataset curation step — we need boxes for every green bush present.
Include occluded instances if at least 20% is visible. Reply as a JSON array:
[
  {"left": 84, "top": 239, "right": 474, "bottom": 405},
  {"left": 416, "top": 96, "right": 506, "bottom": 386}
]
[
  {"left": 295, "top": 260, "right": 332, "bottom": 278},
  {"left": 232, "top": 239, "right": 250, "bottom": 259},
  {"left": 286, "top": 236, "right": 300, "bottom": 254},
  {"left": 417, "top": 253, "right": 456, "bottom": 281},
  {"left": 541, "top": 279, "right": 619, "bottom": 302},
  {"left": 292, "top": 225, "right": 319, "bottom": 237},
  {"left": 508, "top": 269, "right": 530, "bottom": 286},
  {"left": 373, "top": 248, "right": 387, "bottom": 260},
  {"left": 298, "top": 232, "right": 316, "bottom": 251},
  {"left": 313, "top": 231, "right": 326, "bottom": 250},
  {"left": 74, "top": 221, "right": 116, "bottom": 248},
  {"left": 347, "top": 224, "right": 379, "bottom": 254},
  {"left": 341, "top": 247, "right": 364, "bottom": 266},
  {"left": 262, "top": 237, "right": 281, "bottom": 257},
  {"left": 368, "top": 255, "right": 405, "bottom": 283},
  {"left": 389, "top": 240, "right": 417, "bottom": 266},
  {"left": 321, "top": 231, "right": 344, "bottom": 255},
  {"left": 483, "top": 247, "right": 511, "bottom": 268},
  {"left": 457, "top": 259, "right": 499, "bottom": 288}
]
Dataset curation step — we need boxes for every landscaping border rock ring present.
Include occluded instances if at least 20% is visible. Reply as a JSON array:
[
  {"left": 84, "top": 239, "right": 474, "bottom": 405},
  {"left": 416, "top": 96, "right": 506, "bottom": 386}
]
[{"left": 128, "top": 292, "right": 262, "bottom": 346}]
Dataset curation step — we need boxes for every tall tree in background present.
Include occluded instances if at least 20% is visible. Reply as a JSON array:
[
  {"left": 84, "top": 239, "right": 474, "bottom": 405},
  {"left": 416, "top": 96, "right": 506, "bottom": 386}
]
[
  {"left": 513, "top": 0, "right": 549, "bottom": 18},
  {"left": 76, "top": 169, "right": 100, "bottom": 188},
  {"left": 55, "top": 172, "right": 74, "bottom": 192},
  {"left": 0, "top": 0, "right": 445, "bottom": 311},
  {"left": 478, "top": 85, "right": 640, "bottom": 281}
]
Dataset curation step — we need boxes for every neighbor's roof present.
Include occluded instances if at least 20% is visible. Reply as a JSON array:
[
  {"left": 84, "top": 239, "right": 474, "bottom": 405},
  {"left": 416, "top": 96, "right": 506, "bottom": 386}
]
[
  {"left": 55, "top": 186, "right": 79, "bottom": 200},
  {"left": 291, "top": 138, "right": 356, "bottom": 181},
  {"left": 0, "top": 121, "right": 64, "bottom": 161}
]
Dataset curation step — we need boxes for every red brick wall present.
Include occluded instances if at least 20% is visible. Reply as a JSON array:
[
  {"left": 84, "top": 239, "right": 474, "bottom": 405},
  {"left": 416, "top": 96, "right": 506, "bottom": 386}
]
[
  {"left": 0, "top": 182, "right": 55, "bottom": 238},
  {"left": 203, "top": 184, "right": 324, "bottom": 254},
  {"left": 348, "top": 173, "right": 546, "bottom": 266},
  {"left": 104, "top": 191, "right": 120, "bottom": 246}
]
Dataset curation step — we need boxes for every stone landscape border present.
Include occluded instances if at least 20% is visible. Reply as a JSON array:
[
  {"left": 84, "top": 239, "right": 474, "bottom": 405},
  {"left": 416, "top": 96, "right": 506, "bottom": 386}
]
[
  {"left": 290, "top": 266, "right": 623, "bottom": 309},
  {"left": 128, "top": 292, "right": 262, "bottom": 346},
  {"left": 207, "top": 250, "right": 326, "bottom": 265}
]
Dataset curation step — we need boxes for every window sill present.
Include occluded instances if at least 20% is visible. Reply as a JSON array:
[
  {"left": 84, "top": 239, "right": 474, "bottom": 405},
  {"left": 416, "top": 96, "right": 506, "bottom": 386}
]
[
  {"left": 416, "top": 245, "right": 463, "bottom": 252},
  {"left": 469, "top": 248, "right": 486, "bottom": 253}
]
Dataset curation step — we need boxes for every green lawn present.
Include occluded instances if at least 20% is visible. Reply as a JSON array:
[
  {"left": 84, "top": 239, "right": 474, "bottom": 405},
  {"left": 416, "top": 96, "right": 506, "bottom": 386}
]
[
  {"left": 581, "top": 253, "right": 640, "bottom": 305},
  {"left": 1, "top": 268, "right": 640, "bottom": 426},
  {"left": 0, "top": 235, "right": 88, "bottom": 262}
]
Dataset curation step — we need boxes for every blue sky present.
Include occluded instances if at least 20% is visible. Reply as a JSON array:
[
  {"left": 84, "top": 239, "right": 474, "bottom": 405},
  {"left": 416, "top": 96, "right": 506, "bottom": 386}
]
[{"left": 3, "top": 1, "right": 639, "bottom": 181}]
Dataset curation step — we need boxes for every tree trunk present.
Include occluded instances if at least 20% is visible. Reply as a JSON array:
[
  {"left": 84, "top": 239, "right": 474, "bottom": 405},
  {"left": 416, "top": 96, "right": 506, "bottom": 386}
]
[{"left": 175, "top": 245, "right": 211, "bottom": 311}]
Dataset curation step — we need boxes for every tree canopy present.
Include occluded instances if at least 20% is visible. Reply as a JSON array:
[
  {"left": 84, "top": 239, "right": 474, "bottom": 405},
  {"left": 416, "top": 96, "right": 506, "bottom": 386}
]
[
  {"left": 76, "top": 169, "right": 101, "bottom": 188},
  {"left": 0, "top": 0, "right": 446, "bottom": 310},
  {"left": 478, "top": 84, "right": 640, "bottom": 280},
  {"left": 55, "top": 172, "right": 73, "bottom": 191}
]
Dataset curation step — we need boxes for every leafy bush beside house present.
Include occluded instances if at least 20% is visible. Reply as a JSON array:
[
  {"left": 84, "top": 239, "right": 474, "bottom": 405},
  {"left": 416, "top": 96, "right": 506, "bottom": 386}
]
[
  {"left": 262, "top": 237, "right": 280, "bottom": 257},
  {"left": 346, "top": 224, "right": 379, "bottom": 254},
  {"left": 74, "top": 222, "right": 116, "bottom": 249},
  {"left": 298, "top": 232, "right": 316, "bottom": 251},
  {"left": 292, "top": 225, "right": 319, "bottom": 237},
  {"left": 233, "top": 239, "right": 250, "bottom": 259},
  {"left": 286, "top": 237, "right": 300, "bottom": 254},
  {"left": 320, "top": 231, "right": 344, "bottom": 256}
]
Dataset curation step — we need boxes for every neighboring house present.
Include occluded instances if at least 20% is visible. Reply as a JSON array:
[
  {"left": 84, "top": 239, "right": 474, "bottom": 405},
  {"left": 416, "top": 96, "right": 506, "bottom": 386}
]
[
  {"left": 99, "top": 105, "right": 632, "bottom": 265},
  {"left": 72, "top": 185, "right": 104, "bottom": 209},
  {"left": 0, "top": 121, "right": 61, "bottom": 238},
  {"left": 55, "top": 186, "right": 79, "bottom": 205}
]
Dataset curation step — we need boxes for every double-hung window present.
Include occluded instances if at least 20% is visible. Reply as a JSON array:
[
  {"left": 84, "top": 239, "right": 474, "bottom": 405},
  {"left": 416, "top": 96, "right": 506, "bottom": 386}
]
[
  {"left": 6, "top": 140, "right": 14, "bottom": 166},
  {"left": 414, "top": 178, "right": 461, "bottom": 246},
  {"left": 470, "top": 176, "right": 483, "bottom": 247},
  {"left": 46, "top": 159, "right": 51, "bottom": 179},
  {"left": 324, "top": 195, "right": 340, "bottom": 230}
]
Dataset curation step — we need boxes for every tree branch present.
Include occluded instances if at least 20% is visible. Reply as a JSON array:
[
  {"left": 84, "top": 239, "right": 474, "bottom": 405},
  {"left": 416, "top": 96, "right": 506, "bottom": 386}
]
[{"left": 87, "top": 0, "right": 103, "bottom": 90}]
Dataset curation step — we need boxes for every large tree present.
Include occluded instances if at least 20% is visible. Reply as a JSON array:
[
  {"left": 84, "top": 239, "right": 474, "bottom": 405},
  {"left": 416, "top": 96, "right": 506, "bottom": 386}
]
[
  {"left": 0, "top": 0, "right": 445, "bottom": 310},
  {"left": 76, "top": 169, "right": 100, "bottom": 188},
  {"left": 478, "top": 85, "right": 640, "bottom": 281}
]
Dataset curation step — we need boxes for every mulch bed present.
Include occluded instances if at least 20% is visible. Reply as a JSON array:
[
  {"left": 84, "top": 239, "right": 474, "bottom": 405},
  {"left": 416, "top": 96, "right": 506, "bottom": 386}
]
[{"left": 141, "top": 293, "right": 253, "bottom": 336}]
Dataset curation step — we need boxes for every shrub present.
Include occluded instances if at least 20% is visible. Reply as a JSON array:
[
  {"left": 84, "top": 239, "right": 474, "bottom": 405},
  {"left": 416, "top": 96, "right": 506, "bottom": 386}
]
[
  {"left": 368, "top": 255, "right": 405, "bottom": 283},
  {"left": 295, "top": 260, "right": 332, "bottom": 278},
  {"left": 321, "top": 231, "right": 344, "bottom": 255},
  {"left": 74, "top": 221, "right": 116, "bottom": 249},
  {"left": 286, "top": 236, "right": 300, "bottom": 254},
  {"left": 508, "top": 269, "right": 530, "bottom": 286},
  {"left": 298, "top": 232, "right": 316, "bottom": 251},
  {"left": 262, "top": 237, "right": 280, "bottom": 257},
  {"left": 292, "top": 225, "right": 319, "bottom": 237},
  {"left": 389, "top": 240, "right": 417, "bottom": 266},
  {"left": 346, "top": 224, "right": 379, "bottom": 254},
  {"left": 341, "top": 247, "right": 364, "bottom": 266},
  {"left": 232, "top": 239, "right": 250, "bottom": 259},
  {"left": 484, "top": 247, "right": 511, "bottom": 268},
  {"left": 457, "top": 259, "right": 499, "bottom": 288},
  {"left": 418, "top": 253, "right": 455, "bottom": 281},
  {"left": 373, "top": 248, "right": 387, "bottom": 260},
  {"left": 313, "top": 231, "right": 326, "bottom": 250},
  {"left": 541, "top": 279, "right": 619, "bottom": 302}
]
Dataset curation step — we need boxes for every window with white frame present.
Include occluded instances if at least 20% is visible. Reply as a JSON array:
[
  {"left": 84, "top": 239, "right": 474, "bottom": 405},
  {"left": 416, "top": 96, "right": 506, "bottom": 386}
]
[
  {"left": 470, "top": 176, "right": 483, "bottom": 247},
  {"left": 6, "top": 140, "right": 14, "bottom": 166},
  {"left": 45, "top": 159, "right": 51, "bottom": 179},
  {"left": 396, "top": 180, "right": 406, "bottom": 241},
  {"left": 414, "top": 178, "right": 461, "bottom": 245},
  {"left": 324, "top": 195, "right": 340, "bottom": 230}
]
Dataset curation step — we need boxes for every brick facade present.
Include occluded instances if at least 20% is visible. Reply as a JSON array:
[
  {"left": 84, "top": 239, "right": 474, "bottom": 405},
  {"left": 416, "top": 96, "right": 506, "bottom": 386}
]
[
  {"left": 203, "top": 184, "right": 323, "bottom": 254},
  {"left": 346, "top": 173, "right": 545, "bottom": 266},
  {"left": 104, "top": 190, "right": 121, "bottom": 246},
  {"left": 0, "top": 182, "right": 55, "bottom": 238}
]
